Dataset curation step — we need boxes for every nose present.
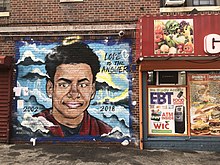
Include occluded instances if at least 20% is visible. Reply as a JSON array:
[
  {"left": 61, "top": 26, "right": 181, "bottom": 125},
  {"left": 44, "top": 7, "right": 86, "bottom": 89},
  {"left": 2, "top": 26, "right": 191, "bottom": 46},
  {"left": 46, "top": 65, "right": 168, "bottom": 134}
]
[{"left": 67, "top": 84, "right": 80, "bottom": 99}]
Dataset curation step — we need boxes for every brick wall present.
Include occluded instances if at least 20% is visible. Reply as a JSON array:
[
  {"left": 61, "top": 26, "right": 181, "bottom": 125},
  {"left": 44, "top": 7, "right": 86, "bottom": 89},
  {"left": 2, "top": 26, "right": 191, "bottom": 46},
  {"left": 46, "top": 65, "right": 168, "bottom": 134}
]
[
  {"left": 0, "top": 39, "right": 15, "bottom": 56},
  {"left": 9, "top": 0, "right": 160, "bottom": 24}
]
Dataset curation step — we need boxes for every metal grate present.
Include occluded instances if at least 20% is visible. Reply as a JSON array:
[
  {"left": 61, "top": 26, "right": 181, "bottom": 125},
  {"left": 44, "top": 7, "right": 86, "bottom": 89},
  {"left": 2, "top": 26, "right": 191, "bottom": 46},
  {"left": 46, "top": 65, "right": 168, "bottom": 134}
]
[{"left": 0, "top": 68, "right": 11, "bottom": 143}]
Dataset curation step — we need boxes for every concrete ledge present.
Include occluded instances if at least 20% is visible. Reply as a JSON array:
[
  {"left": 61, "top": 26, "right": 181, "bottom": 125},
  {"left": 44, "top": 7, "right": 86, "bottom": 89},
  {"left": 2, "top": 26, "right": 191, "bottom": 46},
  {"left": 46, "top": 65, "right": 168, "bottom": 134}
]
[
  {"left": 0, "top": 12, "right": 9, "bottom": 17},
  {"left": 0, "top": 24, "right": 136, "bottom": 33},
  {"left": 144, "top": 139, "right": 220, "bottom": 151}
]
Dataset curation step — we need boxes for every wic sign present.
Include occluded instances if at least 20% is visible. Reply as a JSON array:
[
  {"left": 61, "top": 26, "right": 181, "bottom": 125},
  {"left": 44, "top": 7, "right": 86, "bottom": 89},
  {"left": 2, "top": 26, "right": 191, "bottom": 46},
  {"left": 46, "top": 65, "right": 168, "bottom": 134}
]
[{"left": 204, "top": 34, "right": 220, "bottom": 54}]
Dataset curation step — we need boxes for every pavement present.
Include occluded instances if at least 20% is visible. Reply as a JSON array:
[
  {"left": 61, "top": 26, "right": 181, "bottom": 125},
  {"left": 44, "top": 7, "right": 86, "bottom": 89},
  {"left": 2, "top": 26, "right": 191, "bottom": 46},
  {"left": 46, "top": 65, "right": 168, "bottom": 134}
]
[{"left": 0, "top": 142, "right": 220, "bottom": 165}]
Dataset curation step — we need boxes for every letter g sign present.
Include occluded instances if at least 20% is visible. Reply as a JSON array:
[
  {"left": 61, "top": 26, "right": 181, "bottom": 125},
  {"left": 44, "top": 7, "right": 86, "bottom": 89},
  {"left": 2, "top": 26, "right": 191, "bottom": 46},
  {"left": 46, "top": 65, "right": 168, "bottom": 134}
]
[{"left": 204, "top": 34, "right": 220, "bottom": 54}]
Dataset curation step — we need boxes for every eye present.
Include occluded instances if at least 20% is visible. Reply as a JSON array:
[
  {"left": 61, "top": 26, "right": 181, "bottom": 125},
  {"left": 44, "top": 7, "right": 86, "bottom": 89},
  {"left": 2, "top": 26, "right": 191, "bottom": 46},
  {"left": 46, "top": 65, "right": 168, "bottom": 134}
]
[
  {"left": 79, "top": 83, "right": 88, "bottom": 88},
  {"left": 58, "top": 82, "right": 69, "bottom": 88}
]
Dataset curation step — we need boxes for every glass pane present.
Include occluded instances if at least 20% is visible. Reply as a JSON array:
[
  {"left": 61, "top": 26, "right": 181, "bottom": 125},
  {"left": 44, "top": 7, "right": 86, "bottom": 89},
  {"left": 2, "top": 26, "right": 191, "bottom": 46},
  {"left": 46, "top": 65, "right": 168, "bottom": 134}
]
[
  {"left": 200, "top": 0, "right": 215, "bottom": 5},
  {"left": 147, "top": 71, "right": 156, "bottom": 85},
  {"left": 193, "top": 0, "right": 199, "bottom": 5},
  {"left": 193, "top": 0, "right": 215, "bottom": 5},
  {"left": 189, "top": 72, "right": 220, "bottom": 136},
  {"left": 0, "top": 0, "right": 9, "bottom": 11},
  {"left": 148, "top": 87, "right": 187, "bottom": 135}
]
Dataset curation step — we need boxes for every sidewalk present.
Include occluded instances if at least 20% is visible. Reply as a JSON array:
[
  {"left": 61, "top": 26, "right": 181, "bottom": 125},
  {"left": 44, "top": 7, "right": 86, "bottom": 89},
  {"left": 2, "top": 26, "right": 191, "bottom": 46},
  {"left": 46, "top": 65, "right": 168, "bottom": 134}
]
[{"left": 0, "top": 143, "right": 219, "bottom": 165}]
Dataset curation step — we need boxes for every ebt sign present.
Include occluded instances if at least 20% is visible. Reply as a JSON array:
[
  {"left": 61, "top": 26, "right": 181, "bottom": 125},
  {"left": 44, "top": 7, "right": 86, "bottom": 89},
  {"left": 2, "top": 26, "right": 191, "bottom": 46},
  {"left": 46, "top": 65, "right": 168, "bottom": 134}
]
[{"left": 204, "top": 34, "right": 220, "bottom": 54}]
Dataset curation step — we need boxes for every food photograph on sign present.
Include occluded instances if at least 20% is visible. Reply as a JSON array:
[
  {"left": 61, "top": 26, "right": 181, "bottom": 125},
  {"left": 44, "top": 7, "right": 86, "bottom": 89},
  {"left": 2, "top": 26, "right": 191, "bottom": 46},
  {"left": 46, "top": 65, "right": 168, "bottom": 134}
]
[
  {"left": 154, "top": 19, "right": 194, "bottom": 55},
  {"left": 189, "top": 74, "right": 220, "bottom": 136},
  {"left": 148, "top": 87, "right": 187, "bottom": 135}
]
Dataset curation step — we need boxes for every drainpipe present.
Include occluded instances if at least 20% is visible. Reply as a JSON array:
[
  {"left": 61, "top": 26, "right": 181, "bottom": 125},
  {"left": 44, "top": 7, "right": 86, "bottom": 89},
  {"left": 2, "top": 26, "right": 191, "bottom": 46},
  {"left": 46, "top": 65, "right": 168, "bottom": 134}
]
[{"left": 139, "top": 64, "right": 143, "bottom": 150}]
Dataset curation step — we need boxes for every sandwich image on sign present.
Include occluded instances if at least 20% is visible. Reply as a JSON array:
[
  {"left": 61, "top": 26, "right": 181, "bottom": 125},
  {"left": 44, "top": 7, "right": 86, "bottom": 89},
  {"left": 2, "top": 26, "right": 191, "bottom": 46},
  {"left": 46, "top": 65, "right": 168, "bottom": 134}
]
[{"left": 191, "top": 104, "right": 220, "bottom": 135}]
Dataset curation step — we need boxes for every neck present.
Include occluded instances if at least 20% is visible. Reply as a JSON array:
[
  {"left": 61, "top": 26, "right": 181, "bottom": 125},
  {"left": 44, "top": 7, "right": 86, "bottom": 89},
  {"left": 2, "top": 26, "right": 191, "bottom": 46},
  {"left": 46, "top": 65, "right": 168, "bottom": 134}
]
[{"left": 52, "top": 109, "right": 84, "bottom": 128}]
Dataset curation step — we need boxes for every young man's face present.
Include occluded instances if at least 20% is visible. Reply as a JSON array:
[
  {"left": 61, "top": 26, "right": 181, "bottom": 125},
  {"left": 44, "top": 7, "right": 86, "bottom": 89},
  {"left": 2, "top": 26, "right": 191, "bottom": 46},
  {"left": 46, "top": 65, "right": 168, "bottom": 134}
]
[{"left": 47, "top": 63, "right": 96, "bottom": 126}]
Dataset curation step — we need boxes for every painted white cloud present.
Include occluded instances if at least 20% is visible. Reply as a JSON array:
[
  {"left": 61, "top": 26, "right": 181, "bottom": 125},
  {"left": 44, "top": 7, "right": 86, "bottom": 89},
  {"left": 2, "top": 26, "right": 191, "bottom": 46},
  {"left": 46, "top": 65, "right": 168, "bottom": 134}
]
[
  {"left": 16, "top": 50, "right": 45, "bottom": 65},
  {"left": 31, "top": 68, "right": 49, "bottom": 78},
  {"left": 29, "top": 89, "right": 52, "bottom": 108},
  {"left": 21, "top": 113, "right": 54, "bottom": 133},
  {"left": 27, "top": 43, "right": 52, "bottom": 54},
  {"left": 101, "top": 126, "right": 131, "bottom": 139}
]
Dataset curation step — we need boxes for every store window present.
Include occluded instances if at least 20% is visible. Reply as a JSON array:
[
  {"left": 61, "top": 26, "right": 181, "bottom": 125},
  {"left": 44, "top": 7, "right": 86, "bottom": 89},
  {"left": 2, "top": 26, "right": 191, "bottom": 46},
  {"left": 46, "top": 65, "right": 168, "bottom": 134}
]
[
  {"left": 188, "top": 72, "right": 220, "bottom": 136},
  {"left": 147, "top": 71, "right": 187, "bottom": 136},
  {"left": 146, "top": 71, "right": 220, "bottom": 137},
  {"left": 148, "top": 86, "right": 187, "bottom": 135}
]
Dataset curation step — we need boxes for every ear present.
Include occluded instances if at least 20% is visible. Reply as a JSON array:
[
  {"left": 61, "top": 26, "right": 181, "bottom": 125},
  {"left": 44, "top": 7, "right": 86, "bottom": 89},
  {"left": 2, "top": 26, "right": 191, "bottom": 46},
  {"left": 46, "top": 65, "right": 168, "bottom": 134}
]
[
  {"left": 91, "top": 83, "right": 96, "bottom": 99},
  {"left": 46, "top": 80, "right": 54, "bottom": 98}
]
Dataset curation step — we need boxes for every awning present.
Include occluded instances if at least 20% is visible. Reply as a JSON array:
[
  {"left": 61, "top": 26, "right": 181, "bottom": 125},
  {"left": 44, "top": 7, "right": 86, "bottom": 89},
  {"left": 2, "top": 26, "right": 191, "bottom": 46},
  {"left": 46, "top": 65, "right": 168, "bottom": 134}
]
[
  {"left": 140, "top": 60, "right": 220, "bottom": 71},
  {"left": 0, "top": 56, "right": 13, "bottom": 67},
  {"left": 136, "top": 14, "right": 220, "bottom": 61}
]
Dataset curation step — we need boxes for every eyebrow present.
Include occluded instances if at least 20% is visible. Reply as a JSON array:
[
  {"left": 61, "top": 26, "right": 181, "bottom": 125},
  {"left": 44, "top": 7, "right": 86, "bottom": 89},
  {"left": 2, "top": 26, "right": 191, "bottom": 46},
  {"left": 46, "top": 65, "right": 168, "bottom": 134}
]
[
  {"left": 57, "top": 78, "right": 90, "bottom": 84},
  {"left": 57, "top": 78, "right": 72, "bottom": 84},
  {"left": 78, "top": 78, "right": 90, "bottom": 83}
]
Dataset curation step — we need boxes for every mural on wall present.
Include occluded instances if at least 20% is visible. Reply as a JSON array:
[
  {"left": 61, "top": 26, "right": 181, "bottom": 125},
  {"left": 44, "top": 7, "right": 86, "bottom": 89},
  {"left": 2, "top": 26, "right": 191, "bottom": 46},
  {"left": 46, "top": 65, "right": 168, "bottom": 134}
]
[
  {"left": 13, "top": 37, "right": 132, "bottom": 142},
  {"left": 154, "top": 19, "right": 194, "bottom": 54}
]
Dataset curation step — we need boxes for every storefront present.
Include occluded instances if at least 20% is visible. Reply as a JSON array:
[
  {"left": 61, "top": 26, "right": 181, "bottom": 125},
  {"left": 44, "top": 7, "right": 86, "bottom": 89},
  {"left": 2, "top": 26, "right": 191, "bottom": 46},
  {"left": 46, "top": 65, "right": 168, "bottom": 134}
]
[
  {"left": 0, "top": 56, "right": 13, "bottom": 143},
  {"left": 136, "top": 14, "right": 220, "bottom": 151}
]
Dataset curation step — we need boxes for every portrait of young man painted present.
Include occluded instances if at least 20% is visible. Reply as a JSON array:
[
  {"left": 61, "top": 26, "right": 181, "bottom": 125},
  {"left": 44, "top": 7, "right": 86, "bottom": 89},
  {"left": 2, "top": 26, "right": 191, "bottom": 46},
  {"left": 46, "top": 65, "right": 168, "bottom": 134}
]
[{"left": 34, "top": 42, "right": 112, "bottom": 137}]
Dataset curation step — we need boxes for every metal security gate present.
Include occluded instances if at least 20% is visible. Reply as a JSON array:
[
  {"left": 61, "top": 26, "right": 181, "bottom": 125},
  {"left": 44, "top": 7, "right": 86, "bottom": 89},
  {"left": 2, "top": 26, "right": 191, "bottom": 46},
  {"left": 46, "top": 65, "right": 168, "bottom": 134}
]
[{"left": 0, "top": 63, "right": 13, "bottom": 143}]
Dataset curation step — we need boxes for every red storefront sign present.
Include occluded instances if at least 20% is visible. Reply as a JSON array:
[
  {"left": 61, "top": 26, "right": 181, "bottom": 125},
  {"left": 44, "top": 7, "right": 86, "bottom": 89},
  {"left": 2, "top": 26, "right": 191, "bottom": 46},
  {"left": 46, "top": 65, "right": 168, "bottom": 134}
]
[{"left": 136, "top": 14, "right": 220, "bottom": 60}]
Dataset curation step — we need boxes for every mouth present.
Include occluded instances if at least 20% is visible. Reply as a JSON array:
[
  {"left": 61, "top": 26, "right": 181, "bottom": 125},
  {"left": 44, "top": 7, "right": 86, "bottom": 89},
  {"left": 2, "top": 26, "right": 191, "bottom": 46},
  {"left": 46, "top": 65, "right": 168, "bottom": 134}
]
[{"left": 62, "top": 101, "right": 83, "bottom": 109}]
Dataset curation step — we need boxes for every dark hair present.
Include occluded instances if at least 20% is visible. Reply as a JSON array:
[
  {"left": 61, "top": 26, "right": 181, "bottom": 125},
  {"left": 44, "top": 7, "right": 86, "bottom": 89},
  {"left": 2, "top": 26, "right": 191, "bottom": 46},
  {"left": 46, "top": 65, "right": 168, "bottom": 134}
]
[{"left": 45, "top": 42, "right": 100, "bottom": 83}]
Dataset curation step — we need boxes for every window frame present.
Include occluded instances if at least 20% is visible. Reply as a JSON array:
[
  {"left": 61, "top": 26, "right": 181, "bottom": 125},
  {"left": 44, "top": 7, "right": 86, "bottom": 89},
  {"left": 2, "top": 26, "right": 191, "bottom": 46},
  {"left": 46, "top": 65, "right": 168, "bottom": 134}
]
[
  {"left": 192, "top": 0, "right": 216, "bottom": 6},
  {"left": 160, "top": 0, "right": 220, "bottom": 13},
  {"left": 0, "top": 0, "right": 9, "bottom": 12},
  {"left": 0, "top": 0, "right": 9, "bottom": 17}
]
